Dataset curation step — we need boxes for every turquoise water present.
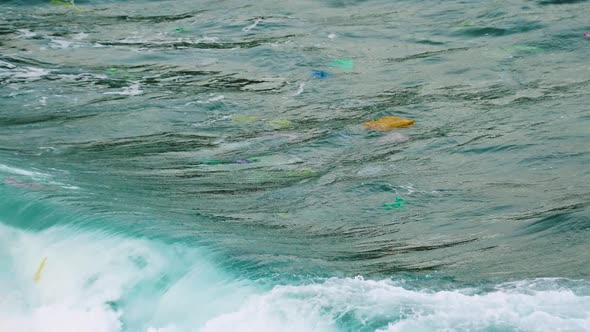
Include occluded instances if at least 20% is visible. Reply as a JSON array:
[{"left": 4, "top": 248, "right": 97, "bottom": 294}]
[{"left": 1, "top": 0, "right": 590, "bottom": 331}]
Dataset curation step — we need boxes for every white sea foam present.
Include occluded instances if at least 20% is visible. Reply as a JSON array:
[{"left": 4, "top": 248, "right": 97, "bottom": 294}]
[
  {"left": 104, "top": 82, "right": 143, "bottom": 96},
  {"left": 49, "top": 38, "right": 74, "bottom": 49},
  {"left": 0, "top": 60, "right": 16, "bottom": 69},
  {"left": 73, "top": 32, "right": 89, "bottom": 40},
  {"left": 16, "top": 29, "right": 37, "bottom": 38},
  {"left": 1, "top": 223, "right": 589, "bottom": 332},
  {"left": 11, "top": 67, "right": 52, "bottom": 81},
  {"left": 0, "top": 164, "right": 49, "bottom": 178}
]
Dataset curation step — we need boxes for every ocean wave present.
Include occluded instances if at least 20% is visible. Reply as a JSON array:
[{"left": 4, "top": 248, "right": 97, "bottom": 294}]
[{"left": 1, "top": 223, "right": 589, "bottom": 332}]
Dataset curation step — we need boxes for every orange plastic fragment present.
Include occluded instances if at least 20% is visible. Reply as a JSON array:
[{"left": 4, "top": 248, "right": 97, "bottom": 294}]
[{"left": 363, "top": 116, "right": 414, "bottom": 131}]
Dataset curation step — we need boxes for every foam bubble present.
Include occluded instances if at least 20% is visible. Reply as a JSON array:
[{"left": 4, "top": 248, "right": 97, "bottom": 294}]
[
  {"left": 104, "top": 82, "right": 143, "bottom": 96},
  {"left": 201, "top": 277, "right": 590, "bottom": 332}
]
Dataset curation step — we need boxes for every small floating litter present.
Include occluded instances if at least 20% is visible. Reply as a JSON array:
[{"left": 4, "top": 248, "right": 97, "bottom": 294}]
[
  {"left": 363, "top": 116, "right": 414, "bottom": 131},
  {"left": 49, "top": 0, "right": 82, "bottom": 11},
  {"left": 287, "top": 168, "right": 316, "bottom": 177},
  {"left": 34, "top": 257, "right": 47, "bottom": 283},
  {"left": 384, "top": 197, "right": 405, "bottom": 210},
  {"left": 329, "top": 58, "right": 354, "bottom": 71},
  {"left": 269, "top": 119, "right": 292, "bottom": 129},
  {"left": 311, "top": 70, "right": 330, "bottom": 79},
  {"left": 232, "top": 115, "right": 257, "bottom": 124}
]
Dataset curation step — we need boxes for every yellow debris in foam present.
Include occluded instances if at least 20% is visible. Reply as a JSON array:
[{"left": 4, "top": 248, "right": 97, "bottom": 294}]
[
  {"left": 49, "top": 0, "right": 83, "bottom": 11},
  {"left": 34, "top": 257, "right": 47, "bottom": 283}
]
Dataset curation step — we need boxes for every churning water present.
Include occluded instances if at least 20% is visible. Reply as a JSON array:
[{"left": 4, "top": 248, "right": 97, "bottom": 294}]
[{"left": 1, "top": 0, "right": 590, "bottom": 331}]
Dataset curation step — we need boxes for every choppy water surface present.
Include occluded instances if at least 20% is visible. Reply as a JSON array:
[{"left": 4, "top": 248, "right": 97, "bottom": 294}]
[{"left": 1, "top": 0, "right": 590, "bottom": 331}]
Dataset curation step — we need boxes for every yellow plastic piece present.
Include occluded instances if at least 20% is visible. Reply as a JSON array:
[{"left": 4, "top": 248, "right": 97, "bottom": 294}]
[
  {"left": 34, "top": 257, "right": 47, "bottom": 283},
  {"left": 232, "top": 115, "right": 257, "bottom": 124},
  {"left": 49, "top": 0, "right": 83, "bottom": 11},
  {"left": 363, "top": 116, "right": 414, "bottom": 131},
  {"left": 269, "top": 119, "right": 292, "bottom": 129}
]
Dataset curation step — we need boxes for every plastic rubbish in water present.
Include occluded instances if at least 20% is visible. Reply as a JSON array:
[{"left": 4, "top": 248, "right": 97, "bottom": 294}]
[
  {"left": 584, "top": 32, "right": 590, "bottom": 39},
  {"left": 384, "top": 197, "right": 405, "bottom": 210},
  {"left": 363, "top": 116, "right": 414, "bottom": 131},
  {"left": 233, "top": 158, "right": 255, "bottom": 164},
  {"left": 456, "top": 21, "right": 475, "bottom": 27},
  {"left": 174, "top": 27, "right": 186, "bottom": 33},
  {"left": 203, "top": 159, "right": 225, "bottom": 165},
  {"left": 287, "top": 168, "right": 316, "bottom": 177},
  {"left": 204, "top": 158, "right": 256, "bottom": 165},
  {"left": 329, "top": 58, "right": 354, "bottom": 71},
  {"left": 34, "top": 257, "right": 47, "bottom": 283},
  {"left": 232, "top": 115, "right": 257, "bottom": 124},
  {"left": 243, "top": 18, "right": 262, "bottom": 33},
  {"left": 312, "top": 70, "right": 330, "bottom": 79},
  {"left": 269, "top": 119, "right": 292, "bottom": 129},
  {"left": 49, "top": 0, "right": 82, "bottom": 11},
  {"left": 106, "top": 67, "right": 134, "bottom": 78}
]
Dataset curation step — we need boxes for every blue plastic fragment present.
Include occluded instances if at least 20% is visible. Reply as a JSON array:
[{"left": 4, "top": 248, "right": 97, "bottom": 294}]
[{"left": 311, "top": 70, "right": 330, "bottom": 79}]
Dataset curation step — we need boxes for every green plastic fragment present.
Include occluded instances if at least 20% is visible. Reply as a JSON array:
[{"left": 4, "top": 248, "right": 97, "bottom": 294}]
[
  {"left": 456, "top": 21, "right": 475, "bottom": 27},
  {"left": 174, "top": 27, "right": 185, "bottom": 33},
  {"left": 203, "top": 159, "right": 225, "bottom": 165},
  {"left": 287, "top": 168, "right": 316, "bottom": 177},
  {"left": 384, "top": 197, "right": 405, "bottom": 210},
  {"left": 329, "top": 58, "right": 354, "bottom": 71},
  {"left": 501, "top": 45, "right": 542, "bottom": 54}
]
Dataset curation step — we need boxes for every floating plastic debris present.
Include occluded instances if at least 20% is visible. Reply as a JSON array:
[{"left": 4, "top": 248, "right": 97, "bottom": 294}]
[
  {"left": 243, "top": 18, "right": 262, "bottom": 33},
  {"left": 175, "top": 27, "right": 186, "bottom": 33},
  {"left": 329, "top": 58, "right": 354, "bottom": 71},
  {"left": 328, "top": 34, "right": 337, "bottom": 39},
  {"left": 363, "top": 116, "right": 414, "bottom": 131},
  {"left": 34, "top": 257, "right": 47, "bottom": 283},
  {"left": 49, "top": 0, "right": 82, "bottom": 11},
  {"left": 384, "top": 197, "right": 405, "bottom": 210},
  {"left": 312, "top": 70, "right": 330, "bottom": 79},
  {"left": 456, "top": 21, "right": 475, "bottom": 27},
  {"left": 233, "top": 158, "right": 255, "bottom": 164},
  {"left": 203, "top": 159, "right": 225, "bottom": 165},
  {"left": 287, "top": 168, "right": 316, "bottom": 177},
  {"left": 292, "top": 82, "right": 305, "bottom": 96},
  {"left": 269, "top": 119, "right": 292, "bottom": 129},
  {"left": 232, "top": 115, "right": 258, "bottom": 124},
  {"left": 106, "top": 68, "right": 130, "bottom": 77},
  {"left": 584, "top": 32, "right": 590, "bottom": 39}
]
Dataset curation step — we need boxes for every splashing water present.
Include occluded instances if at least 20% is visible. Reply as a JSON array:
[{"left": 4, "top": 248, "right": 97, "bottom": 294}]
[{"left": 1, "top": 0, "right": 589, "bottom": 330}]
